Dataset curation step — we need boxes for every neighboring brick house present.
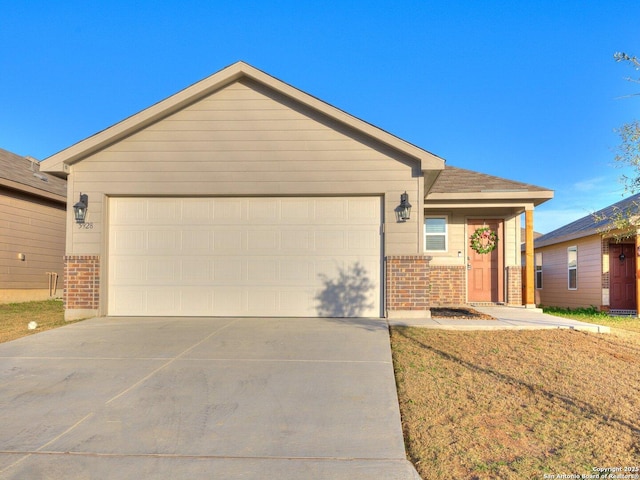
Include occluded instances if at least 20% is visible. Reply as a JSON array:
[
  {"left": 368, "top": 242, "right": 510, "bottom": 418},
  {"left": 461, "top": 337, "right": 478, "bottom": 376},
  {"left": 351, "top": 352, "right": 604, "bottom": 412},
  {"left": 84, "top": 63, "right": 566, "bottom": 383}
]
[
  {"left": 40, "top": 62, "right": 553, "bottom": 320},
  {"left": 0, "top": 148, "right": 66, "bottom": 303}
]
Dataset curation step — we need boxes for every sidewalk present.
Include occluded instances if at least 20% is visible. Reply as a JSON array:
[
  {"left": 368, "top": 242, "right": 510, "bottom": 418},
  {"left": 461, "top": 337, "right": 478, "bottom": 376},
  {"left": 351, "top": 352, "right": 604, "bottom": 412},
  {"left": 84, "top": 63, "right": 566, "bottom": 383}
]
[{"left": 388, "top": 305, "right": 610, "bottom": 333}]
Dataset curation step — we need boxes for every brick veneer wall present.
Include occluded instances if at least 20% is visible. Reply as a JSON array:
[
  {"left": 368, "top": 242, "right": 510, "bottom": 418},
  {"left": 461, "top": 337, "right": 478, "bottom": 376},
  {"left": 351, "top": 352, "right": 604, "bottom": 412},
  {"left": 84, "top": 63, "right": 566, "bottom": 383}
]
[
  {"left": 429, "top": 265, "right": 466, "bottom": 306},
  {"left": 64, "top": 255, "right": 100, "bottom": 310},
  {"left": 505, "top": 265, "right": 522, "bottom": 306},
  {"left": 386, "top": 256, "right": 430, "bottom": 311}
]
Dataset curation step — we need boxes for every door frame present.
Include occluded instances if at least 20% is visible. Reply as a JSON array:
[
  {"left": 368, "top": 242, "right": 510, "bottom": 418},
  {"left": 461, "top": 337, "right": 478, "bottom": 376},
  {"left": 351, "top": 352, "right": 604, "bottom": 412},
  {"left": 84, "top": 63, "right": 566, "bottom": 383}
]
[
  {"left": 608, "top": 241, "right": 637, "bottom": 311},
  {"left": 466, "top": 218, "right": 504, "bottom": 303}
]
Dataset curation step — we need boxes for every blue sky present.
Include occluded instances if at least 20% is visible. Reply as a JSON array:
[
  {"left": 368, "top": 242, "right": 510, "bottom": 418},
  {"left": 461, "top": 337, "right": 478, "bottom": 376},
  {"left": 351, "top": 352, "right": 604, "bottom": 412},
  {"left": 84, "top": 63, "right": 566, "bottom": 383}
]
[{"left": 1, "top": 0, "right": 639, "bottom": 233}]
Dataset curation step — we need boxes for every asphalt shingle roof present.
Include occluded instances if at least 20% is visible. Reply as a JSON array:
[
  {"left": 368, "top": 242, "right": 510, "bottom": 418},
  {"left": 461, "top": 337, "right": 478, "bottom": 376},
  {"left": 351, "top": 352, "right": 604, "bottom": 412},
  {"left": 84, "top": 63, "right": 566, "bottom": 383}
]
[
  {"left": 0, "top": 148, "right": 66, "bottom": 198},
  {"left": 429, "top": 165, "right": 550, "bottom": 194},
  {"left": 535, "top": 193, "right": 640, "bottom": 247}
]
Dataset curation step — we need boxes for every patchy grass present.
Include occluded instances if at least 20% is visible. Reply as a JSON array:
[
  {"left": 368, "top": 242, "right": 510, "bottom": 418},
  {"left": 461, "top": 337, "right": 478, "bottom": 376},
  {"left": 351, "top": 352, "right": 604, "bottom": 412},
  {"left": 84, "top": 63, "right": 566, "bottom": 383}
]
[
  {"left": 0, "top": 300, "right": 77, "bottom": 343},
  {"left": 543, "top": 305, "right": 640, "bottom": 338},
  {"left": 391, "top": 327, "right": 640, "bottom": 479}
]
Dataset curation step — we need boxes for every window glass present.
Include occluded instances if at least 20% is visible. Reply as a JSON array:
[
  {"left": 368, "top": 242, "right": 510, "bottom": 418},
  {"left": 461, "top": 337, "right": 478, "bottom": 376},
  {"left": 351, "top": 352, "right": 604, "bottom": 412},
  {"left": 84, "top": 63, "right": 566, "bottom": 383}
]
[
  {"left": 535, "top": 252, "right": 543, "bottom": 289},
  {"left": 568, "top": 246, "right": 577, "bottom": 290},
  {"left": 424, "top": 217, "right": 447, "bottom": 251}
]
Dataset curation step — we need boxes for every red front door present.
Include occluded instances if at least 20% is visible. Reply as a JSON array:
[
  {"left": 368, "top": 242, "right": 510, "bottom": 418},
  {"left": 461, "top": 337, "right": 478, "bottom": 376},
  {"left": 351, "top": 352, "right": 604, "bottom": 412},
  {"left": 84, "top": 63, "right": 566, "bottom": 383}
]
[
  {"left": 610, "top": 243, "right": 636, "bottom": 310},
  {"left": 467, "top": 219, "right": 503, "bottom": 303}
]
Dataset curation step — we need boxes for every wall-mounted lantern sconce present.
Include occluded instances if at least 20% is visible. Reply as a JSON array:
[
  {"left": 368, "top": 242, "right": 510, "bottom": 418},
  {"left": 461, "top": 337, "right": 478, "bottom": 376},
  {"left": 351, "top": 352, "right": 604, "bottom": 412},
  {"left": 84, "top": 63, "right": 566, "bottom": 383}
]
[
  {"left": 619, "top": 252, "right": 626, "bottom": 262},
  {"left": 458, "top": 250, "right": 462, "bottom": 258},
  {"left": 395, "top": 191, "right": 412, "bottom": 222},
  {"left": 73, "top": 193, "right": 88, "bottom": 224}
]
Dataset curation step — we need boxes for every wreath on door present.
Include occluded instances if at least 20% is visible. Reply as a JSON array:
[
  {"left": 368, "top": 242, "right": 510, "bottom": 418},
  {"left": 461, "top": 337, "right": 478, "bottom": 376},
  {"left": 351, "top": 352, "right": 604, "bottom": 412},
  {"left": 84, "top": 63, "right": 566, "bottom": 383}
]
[{"left": 470, "top": 227, "right": 498, "bottom": 254}]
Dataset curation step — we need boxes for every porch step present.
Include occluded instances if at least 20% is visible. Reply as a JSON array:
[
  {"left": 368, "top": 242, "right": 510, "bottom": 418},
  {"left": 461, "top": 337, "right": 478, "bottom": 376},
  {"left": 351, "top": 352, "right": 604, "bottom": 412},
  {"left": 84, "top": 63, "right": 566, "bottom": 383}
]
[{"left": 468, "top": 302, "right": 506, "bottom": 307}]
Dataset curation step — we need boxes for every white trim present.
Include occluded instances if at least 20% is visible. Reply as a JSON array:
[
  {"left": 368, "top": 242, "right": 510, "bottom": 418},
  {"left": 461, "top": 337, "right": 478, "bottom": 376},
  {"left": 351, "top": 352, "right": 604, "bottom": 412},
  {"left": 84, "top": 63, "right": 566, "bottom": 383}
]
[{"left": 424, "top": 215, "right": 448, "bottom": 252}]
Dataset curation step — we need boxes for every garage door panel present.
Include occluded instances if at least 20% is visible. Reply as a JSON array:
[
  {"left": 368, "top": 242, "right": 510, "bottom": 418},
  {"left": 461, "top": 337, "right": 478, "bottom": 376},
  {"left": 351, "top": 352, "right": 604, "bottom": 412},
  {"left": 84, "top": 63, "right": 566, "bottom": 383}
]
[
  {"left": 182, "top": 230, "right": 212, "bottom": 252},
  {"left": 109, "top": 197, "right": 381, "bottom": 317},
  {"left": 213, "top": 230, "right": 244, "bottom": 251},
  {"left": 181, "top": 259, "right": 213, "bottom": 283},
  {"left": 247, "top": 259, "right": 279, "bottom": 283},
  {"left": 210, "top": 288, "right": 243, "bottom": 311},
  {"left": 110, "top": 288, "right": 145, "bottom": 315},
  {"left": 111, "top": 198, "right": 146, "bottom": 224},
  {"left": 147, "top": 258, "right": 178, "bottom": 283},
  {"left": 248, "top": 200, "right": 279, "bottom": 223},
  {"left": 212, "top": 199, "right": 242, "bottom": 222},
  {"left": 248, "top": 230, "right": 278, "bottom": 250},
  {"left": 181, "top": 289, "right": 214, "bottom": 315},
  {"left": 281, "top": 230, "right": 311, "bottom": 251},
  {"left": 148, "top": 200, "right": 179, "bottom": 223},
  {"left": 248, "top": 290, "right": 279, "bottom": 313},
  {"left": 214, "top": 258, "right": 248, "bottom": 284},
  {"left": 111, "top": 258, "right": 146, "bottom": 283},
  {"left": 314, "top": 231, "right": 346, "bottom": 250},
  {"left": 280, "top": 259, "right": 313, "bottom": 282},
  {"left": 182, "top": 200, "right": 212, "bottom": 221},
  {"left": 112, "top": 230, "right": 146, "bottom": 253}
]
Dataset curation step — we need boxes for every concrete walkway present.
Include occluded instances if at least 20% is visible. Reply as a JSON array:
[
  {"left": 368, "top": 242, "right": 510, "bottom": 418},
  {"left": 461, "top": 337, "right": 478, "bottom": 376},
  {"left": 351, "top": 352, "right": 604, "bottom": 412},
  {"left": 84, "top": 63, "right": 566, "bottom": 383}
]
[
  {"left": 388, "top": 305, "right": 610, "bottom": 333},
  {"left": 0, "top": 317, "right": 421, "bottom": 480}
]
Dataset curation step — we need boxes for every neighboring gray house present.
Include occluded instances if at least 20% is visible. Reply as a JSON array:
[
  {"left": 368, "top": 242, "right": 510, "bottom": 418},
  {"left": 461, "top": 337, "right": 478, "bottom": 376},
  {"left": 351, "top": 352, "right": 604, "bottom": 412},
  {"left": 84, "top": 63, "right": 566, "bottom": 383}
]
[
  {"left": 40, "top": 62, "right": 552, "bottom": 320},
  {"left": 0, "top": 148, "right": 66, "bottom": 303}
]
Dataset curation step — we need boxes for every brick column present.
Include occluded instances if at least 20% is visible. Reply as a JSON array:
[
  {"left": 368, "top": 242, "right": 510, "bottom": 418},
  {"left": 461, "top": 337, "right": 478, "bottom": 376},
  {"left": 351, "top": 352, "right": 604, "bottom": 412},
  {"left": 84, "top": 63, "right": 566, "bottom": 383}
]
[
  {"left": 64, "top": 255, "right": 100, "bottom": 319},
  {"left": 386, "top": 255, "right": 431, "bottom": 318},
  {"left": 505, "top": 265, "right": 522, "bottom": 306}
]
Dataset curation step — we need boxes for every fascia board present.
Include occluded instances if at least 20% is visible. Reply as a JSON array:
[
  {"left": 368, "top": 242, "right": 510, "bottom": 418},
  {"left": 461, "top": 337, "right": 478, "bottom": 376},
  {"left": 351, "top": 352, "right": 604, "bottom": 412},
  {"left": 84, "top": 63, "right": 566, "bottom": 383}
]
[
  {"left": 426, "top": 191, "right": 554, "bottom": 206},
  {"left": 0, "top": 178, "right": 66, "bottom": 204},
  {"left": 535, "top": 231, "right": 600, "bottom": 248}
]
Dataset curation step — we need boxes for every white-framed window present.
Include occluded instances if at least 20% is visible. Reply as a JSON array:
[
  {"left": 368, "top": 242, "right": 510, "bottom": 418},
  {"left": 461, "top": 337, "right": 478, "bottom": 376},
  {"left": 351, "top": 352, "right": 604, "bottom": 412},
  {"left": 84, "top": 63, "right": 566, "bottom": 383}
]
[
  {"left": 535, "top": 252, "right": 543, "bottom": 289},
  {"left": 567, "top": 246, "right": 577, "bottom": 290},
  {"left": 424, "top": 216, "right": 447, "bottom": 251}
]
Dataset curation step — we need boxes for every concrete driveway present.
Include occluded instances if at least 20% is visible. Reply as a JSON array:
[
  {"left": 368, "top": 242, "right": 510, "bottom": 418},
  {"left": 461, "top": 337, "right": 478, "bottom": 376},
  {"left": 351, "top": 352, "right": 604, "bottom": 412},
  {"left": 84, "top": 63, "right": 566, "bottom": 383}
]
[{"left": 0, "top": 317, "right": 420, "bottom": 479}]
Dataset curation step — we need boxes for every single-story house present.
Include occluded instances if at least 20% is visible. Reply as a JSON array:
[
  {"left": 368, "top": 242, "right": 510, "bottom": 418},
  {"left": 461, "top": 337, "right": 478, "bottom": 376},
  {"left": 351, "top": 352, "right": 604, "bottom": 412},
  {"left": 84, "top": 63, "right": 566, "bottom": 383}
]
[
  {"left": 0, "top": 148, "right": 66, "bottom": 303},
  {"left": 533, "top": 193, "right": 640, "bottom": 315},
  {"left": 40, "top": 61, "right": 553, "bottom": 321}
]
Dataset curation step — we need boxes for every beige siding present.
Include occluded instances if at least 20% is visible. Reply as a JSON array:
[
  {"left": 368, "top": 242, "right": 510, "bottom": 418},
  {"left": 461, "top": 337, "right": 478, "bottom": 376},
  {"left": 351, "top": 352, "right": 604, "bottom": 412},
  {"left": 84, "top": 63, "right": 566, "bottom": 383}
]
[
  {"left": 535, "top": 235, "right": 602, "bottom": 309},
  {"left": 68, "top": 79, "right": 422, "bottom": 258},
  {"left": 423, "top": 208, "right": 522, "bottom": 267},
  {"left": 0, "top": 189, "right": 65, "bottom": 292}
]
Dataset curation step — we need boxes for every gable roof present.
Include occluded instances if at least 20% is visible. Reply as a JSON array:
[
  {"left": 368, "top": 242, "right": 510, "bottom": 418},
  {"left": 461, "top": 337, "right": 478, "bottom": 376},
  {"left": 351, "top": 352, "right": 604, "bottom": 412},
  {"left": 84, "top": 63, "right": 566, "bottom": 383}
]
[
  {"left": 0, "top": 148, "right": 66, "bottom": 202},
  {"left": 40, "top": 61, "right": 445, "bottom": 176},
  {"left": 426, "top": 165, "right": 553, "bottom": 205},
  {"left": 535, "top": 193, "right": 640, "bottom": 248}
]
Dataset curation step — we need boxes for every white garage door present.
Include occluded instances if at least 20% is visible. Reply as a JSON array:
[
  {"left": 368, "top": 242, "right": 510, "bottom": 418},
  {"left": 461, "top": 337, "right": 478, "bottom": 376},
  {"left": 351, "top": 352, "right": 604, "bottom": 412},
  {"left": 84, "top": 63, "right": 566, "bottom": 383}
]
[{"left": 108, "top": 197, "right": 382, "bottom": 317}]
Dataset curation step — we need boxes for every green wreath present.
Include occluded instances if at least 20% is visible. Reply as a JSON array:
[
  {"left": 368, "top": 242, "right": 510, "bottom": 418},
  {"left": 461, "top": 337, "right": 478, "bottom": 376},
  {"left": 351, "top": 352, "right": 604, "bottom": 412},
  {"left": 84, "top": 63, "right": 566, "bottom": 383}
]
[{"left": 470, "top": 227, "right": 498, "bottom": 254}]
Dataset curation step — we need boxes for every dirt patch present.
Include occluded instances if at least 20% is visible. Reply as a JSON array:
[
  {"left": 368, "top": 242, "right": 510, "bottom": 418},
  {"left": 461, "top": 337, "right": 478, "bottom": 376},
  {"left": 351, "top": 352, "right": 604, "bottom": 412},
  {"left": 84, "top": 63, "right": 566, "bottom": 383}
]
[
  {"left": 391, "top": 328, "right": 640, "bottom": 479},
  {"left": 431, "top": 307, "right": 496, "bottom": 320}
]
